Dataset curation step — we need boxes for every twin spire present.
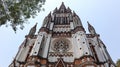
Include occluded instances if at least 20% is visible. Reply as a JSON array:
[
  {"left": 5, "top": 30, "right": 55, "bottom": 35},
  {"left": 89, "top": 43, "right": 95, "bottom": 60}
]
[{"left": 28, "top": 2, "right": 97, "bottom": 35}]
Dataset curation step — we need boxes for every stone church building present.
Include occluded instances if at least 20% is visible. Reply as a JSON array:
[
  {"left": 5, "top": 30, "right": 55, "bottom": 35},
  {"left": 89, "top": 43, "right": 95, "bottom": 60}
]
[{"left": 9, "top": 2, "right": 115, "bottom": 67}]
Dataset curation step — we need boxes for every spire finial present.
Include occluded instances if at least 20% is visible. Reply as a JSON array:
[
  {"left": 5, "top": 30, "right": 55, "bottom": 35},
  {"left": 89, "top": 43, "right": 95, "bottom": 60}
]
[
  {"left": 58, "top": 2, "right": 66, "bottom": 13},
  {"left": 60, "top": 2, "right": 66, "bottom": 9},
  {"left": 73, "top": 11, "right": 77, "bottom": 16},
  {"left": 87, "top": 21, "right": 91, "bottom": 26},
  {"left": 87, "top": 21, "right": 96, "bottom": 34},
  {"left": 62, "top": 2, "right": 64, "bottom": 5},
  {"left": 67, "top": 7, "right": 71, "bottom": 12},
  {"left": 48, "top": 12, "right": 51, "bottom": 17},
  {"left": 28, "top": 23, "right": 37, "bottom": 36},
  {"left": 53, "top": 7, "right": 58, "bottom": 13}
]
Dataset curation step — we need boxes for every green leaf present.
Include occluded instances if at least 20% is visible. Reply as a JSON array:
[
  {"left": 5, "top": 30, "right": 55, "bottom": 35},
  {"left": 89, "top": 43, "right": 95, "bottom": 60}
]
[{"left": 0, "top": 0, "right": 46, "bottom": 32}]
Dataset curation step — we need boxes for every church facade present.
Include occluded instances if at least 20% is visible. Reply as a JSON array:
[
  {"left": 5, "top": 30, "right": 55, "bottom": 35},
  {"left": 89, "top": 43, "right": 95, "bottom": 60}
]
[{"left": 9, "top": 2, "right": 115, "bottom": 67}]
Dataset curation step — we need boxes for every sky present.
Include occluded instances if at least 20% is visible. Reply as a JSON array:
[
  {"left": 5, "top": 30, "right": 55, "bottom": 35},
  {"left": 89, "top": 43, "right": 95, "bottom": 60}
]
[{"left": 0, "top": 0, "right": 120, "bottom": 67}]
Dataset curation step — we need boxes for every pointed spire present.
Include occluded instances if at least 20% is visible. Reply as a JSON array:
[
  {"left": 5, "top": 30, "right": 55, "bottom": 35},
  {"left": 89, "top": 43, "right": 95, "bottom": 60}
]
[
  {"left": 60, "top": 2, "right": 66, "bottom": 9},
  {"left": 67, "top": 7, "right": 71, "bottom": 13},
  {"left": 48, "top": 12, "right": 51, "bottom": 17},
  {"left": 87, "top": 21, "right": 96, "bottom": 34},
  {"left": 53, "top": 7, "right": 58, "bottom": 13},
  {"left": 28, "top": 23, "right": 37, "bottom": 36},
  {"left": 73, "top": 11, "right": 77, "bottom": 16},
  {"left": 58, "top": 2, "right": 66, "bottom": 13}
]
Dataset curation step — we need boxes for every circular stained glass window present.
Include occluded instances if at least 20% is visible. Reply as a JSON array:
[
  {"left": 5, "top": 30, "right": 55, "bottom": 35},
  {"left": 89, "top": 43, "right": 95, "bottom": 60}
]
[{"left": 53, "top": 40, "right": 70, "bottom": 52}]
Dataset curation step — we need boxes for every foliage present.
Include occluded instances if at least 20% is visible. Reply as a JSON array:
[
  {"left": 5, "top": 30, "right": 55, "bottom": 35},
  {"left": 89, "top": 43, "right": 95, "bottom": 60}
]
[
  {"left": 116, "top": 59, "right": 120, "bottom": 67},
  {"left": 0, "top": 0, "right": 45, "bottom": 32}
]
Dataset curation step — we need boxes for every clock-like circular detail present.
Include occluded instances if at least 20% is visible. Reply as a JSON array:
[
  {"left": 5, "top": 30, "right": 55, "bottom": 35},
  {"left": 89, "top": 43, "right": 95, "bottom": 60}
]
[{"left": 52, "top": 38, "right": 71, "bottom": 52}]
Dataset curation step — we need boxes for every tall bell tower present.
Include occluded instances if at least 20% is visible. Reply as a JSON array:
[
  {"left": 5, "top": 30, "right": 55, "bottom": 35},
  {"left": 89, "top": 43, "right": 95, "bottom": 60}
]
[{"left": 9, "top": 2, "right": 115, "bottom": 67}]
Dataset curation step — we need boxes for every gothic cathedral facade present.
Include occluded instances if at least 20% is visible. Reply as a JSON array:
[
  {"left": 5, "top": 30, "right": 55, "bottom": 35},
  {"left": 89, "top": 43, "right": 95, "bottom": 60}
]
[{"left": 9, "top": 2, "right": 116, "bottom": 67}]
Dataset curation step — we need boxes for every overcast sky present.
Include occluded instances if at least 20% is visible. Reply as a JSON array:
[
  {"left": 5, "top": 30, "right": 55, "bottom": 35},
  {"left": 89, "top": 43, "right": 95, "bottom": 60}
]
[{"left": 0, "top": 0, "right": 120, "bottom": 67}]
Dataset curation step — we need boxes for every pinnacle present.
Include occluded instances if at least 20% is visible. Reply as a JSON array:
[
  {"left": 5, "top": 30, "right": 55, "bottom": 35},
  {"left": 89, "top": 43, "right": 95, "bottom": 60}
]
[
  {"left": 33, "top": 23, "right": 37, "bottom": 28},
  {"left": 48, "top": 12, "right": 51, "bottom": 17},
  {"left": 59, "top": 2, "right": 66, "bottom": 11},
  {"left": 60, "top": 2, "right": 66, "bottom": 8},
  {"left": 87, "top": 21, "right": 92, "bottom": 27},
  {"left": 87, "top": 21, "right": 90, "bottom": 25},
  {"left": 54, "top": 7, "right": 58, "bottom": 11},
  {"left": 73, "top": 11, "right": 77, "bottom": 16}
]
